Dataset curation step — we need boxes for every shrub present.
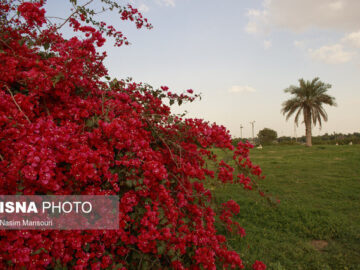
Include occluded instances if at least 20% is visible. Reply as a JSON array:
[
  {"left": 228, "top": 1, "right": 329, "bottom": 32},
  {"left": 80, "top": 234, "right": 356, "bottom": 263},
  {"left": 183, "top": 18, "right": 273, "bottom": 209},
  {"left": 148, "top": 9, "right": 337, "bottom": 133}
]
[{"left": 0, "top": 1, "right": 266, "bottom": 269}]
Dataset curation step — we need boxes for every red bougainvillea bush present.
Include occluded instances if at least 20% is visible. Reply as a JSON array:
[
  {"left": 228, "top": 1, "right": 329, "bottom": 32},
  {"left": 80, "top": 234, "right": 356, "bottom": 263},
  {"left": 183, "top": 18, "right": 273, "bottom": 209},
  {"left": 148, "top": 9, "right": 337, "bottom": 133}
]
[{"left": 0, "top": 0, "right": 267, "bottom": 269}]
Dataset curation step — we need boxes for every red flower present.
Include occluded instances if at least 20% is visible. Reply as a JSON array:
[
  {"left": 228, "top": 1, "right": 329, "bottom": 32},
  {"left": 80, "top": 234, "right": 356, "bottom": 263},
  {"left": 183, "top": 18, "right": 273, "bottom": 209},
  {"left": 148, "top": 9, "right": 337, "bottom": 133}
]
[
  {"left": 253, "top": 260, "right": 266, "bottom": 270},
  {"left": 18, "top": 2, "right": 46, "bottom": 27}
]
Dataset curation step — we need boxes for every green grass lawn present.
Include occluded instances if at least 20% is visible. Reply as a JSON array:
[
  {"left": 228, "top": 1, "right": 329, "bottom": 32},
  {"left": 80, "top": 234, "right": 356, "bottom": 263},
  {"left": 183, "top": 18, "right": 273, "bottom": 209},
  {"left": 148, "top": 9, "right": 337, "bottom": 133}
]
[{"left": 212, "top": 145, "right": 360, "bottom": 270}]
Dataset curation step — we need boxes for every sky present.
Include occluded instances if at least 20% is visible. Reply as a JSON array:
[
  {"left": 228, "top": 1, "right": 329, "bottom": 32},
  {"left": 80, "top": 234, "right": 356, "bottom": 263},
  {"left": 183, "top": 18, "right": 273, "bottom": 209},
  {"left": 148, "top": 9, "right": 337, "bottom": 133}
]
[{"left": 45, "top": 0, "right": 360, "bottom": 138}]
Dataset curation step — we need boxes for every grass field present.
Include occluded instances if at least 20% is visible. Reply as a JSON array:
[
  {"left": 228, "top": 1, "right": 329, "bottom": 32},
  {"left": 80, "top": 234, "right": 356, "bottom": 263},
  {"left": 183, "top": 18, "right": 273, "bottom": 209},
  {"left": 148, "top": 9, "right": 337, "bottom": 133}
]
[{"left": 212, "top": 145, "right": 360, "bottom": 270}]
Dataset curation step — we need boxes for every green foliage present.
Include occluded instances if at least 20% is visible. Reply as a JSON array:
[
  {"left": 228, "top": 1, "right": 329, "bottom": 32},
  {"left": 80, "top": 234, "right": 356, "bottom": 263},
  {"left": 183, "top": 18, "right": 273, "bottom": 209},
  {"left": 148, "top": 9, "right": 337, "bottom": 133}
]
[
  {"left": 311, "top": 132, "right": 360, "bottom": 145},
  {"left": 277, "top": 132, "right": 360, "bottom": 145},
  {"left": 231, "top": 137, "right": 248, "bottom": 147},
  {"left": 258, "top": 128, "right": 277, "bottom": 145},
  {"left": 212, "top": 145, "right": 360, "bottom": 269}
]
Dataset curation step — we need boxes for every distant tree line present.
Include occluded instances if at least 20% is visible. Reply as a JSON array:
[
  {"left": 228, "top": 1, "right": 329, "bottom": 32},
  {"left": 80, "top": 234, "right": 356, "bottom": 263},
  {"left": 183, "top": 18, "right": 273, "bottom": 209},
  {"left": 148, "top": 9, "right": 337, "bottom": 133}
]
[
  {"left": 232, "top": 131, "right": 360, "bottom": 146},
  {"left": 279, "top": 132, "right": 360, "bottom": 145}
]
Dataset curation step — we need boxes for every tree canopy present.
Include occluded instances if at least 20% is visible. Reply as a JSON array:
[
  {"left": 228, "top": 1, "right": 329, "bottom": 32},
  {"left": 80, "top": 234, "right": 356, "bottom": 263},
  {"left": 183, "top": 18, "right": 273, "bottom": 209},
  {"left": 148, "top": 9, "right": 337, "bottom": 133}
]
[
  {"left": 282, "top": 77, "right": 336, "bottom": 146},
  {"left": 258, "top": 128, "right": 277, "bottom": 145}
]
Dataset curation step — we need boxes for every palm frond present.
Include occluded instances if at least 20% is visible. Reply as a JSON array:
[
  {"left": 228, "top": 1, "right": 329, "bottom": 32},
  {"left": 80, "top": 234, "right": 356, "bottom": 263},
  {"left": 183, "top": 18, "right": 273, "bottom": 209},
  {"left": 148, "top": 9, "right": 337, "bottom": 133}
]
[
  {"left": 294, "top": 107, "right": 303, "bottom": 126},
  {"left": 282, "top": 77, "right": 336, "bottom": 128}
]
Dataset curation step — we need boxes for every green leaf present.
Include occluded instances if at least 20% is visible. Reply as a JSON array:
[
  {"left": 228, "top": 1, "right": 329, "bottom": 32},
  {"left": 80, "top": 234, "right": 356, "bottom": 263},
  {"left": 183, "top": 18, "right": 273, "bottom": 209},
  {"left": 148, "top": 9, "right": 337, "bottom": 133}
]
[
  {"left": 134, "top": 186, "right": 143, "bottom": 192},
  {"left": 32, "top": 248, "right": 48, "bottom": 255},
  {"left": 52, "top": 73, "right": 64, "bottom": 87},
  {"left": 125, "top": 180, "right": 133, "bottom": 187},
  {"left": 43, "top": 42, "right": 50, "bottom": 50},
  {"left": 114, "top": 264, "right": 124, "bottom": 270},
  {"left": 157, "top": 242, "right": 166, "bottom": 255},
  {"left": 141, "top": 260, "right": 149, "bottom": 270},
  {"left": 53, "top": 258, "right": 67, "bottom": 270},
  {"left": 83, "top": 244, "right": 90, "bottom": 252}
]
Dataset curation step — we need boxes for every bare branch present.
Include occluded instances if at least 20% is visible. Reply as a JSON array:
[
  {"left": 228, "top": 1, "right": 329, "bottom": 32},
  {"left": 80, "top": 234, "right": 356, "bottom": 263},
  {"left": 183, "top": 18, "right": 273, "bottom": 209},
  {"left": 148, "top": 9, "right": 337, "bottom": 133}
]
[
  {"left": 47, "top": 16, "right": 66, "bottom": 21},
  {"left": 0, "top": 38, "right": 15, "bottom": 53},
  {"left": 57, "top": 0, "right": 94, "bottom": 30},
  {"left": 4, "top": 85, "right": 31, "bottom": 124}
]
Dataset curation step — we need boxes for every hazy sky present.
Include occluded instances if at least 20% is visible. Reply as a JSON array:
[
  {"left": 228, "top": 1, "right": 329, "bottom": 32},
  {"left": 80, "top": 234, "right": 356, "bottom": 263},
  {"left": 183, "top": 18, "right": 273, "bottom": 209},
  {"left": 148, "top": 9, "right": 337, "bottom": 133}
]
[{"left": 46, "top": 0, "right": 360, "bottom": 138}]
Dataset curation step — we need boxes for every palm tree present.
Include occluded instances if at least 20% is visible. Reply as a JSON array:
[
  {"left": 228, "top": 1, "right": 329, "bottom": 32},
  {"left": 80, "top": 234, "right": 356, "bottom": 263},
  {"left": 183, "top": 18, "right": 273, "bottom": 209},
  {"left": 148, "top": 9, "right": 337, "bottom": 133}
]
[{"left": 281, "top": 77, "right": 336, "bottom": 147}]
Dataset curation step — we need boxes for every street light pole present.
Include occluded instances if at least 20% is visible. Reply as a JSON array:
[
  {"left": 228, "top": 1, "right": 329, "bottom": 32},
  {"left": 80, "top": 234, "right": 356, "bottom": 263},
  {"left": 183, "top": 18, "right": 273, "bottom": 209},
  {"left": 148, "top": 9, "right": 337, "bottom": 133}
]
[
  {"left": 250, "top": 121, "right": 255, "bottom": 144},
  {"left": 240, "top": 124, "right": 243, "bottom": 139}
]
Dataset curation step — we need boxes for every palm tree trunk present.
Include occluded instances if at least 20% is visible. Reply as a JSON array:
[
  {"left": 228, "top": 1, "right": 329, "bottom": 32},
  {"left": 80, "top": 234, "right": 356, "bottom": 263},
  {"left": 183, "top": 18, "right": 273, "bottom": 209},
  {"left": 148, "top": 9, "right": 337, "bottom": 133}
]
[{"left": 304, "top": 109, "right": 312, "bottom": 147}]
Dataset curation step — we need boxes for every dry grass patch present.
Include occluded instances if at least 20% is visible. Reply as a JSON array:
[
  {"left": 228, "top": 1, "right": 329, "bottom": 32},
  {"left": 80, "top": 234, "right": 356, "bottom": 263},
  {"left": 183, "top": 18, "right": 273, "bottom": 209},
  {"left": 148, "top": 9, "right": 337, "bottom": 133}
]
[{"left": 310, "top": 240, "right": 328, "bottom": 251}]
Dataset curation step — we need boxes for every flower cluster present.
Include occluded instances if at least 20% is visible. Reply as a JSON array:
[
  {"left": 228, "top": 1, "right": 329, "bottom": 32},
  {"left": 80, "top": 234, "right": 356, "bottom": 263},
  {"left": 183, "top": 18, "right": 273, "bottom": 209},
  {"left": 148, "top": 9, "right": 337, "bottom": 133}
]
[
  {"left": 253, "top": 260, "right": 267, "bottom": 270},
  {"left": 0, "top": 1, "right": 266, "bottom": 269},
  {"left": 17, "top": 1, "right": 46, "bottom": 27},
  {"left": 219, "top": 200, "right": 246, "bottom": 237}
]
